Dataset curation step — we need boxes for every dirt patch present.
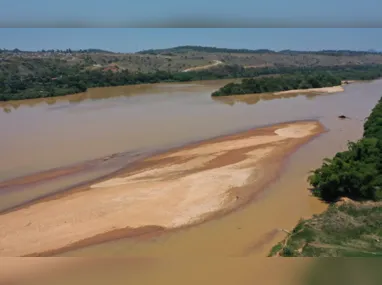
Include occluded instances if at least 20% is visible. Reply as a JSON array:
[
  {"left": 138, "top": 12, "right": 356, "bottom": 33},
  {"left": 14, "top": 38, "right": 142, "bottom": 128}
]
[{"left": 182, "top": 60, "right": 223, "bottom": 72}]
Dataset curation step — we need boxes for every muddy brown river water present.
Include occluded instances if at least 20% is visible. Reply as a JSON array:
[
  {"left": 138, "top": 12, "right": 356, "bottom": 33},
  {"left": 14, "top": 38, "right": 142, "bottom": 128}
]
[{"left": 1, "top": 79, "right": 382, "bottom": 284}]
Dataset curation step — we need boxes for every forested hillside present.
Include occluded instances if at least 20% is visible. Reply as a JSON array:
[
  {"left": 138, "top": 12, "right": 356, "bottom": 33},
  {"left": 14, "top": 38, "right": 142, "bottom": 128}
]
[{"left": 2, "top": 44, "right": 382, "bottom": 101}]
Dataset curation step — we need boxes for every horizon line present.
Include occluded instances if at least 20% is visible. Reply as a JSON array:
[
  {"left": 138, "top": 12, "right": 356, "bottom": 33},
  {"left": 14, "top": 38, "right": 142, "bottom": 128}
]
[{"left": 1, "top": 45, "right": 381, "bottom": 54}]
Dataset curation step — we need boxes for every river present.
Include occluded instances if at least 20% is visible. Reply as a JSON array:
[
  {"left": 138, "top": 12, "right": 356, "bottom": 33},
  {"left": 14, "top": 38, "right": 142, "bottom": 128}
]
[{"left": 1, "top": 79, "right": 382, "bottom": 284}]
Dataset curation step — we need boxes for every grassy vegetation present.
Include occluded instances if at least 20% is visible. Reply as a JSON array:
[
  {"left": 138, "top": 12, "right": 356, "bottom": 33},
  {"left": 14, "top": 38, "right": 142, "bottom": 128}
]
[
  {"left": 269, "top": 202, "right": 382, "bottom": 257},
  {"left": 269, "top": 95, "right": 382, "bottom": 257}
]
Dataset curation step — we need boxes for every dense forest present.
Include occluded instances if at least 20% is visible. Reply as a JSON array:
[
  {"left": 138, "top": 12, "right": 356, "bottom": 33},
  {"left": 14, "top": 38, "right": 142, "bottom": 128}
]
[
  {"left": 309, "top": 96, "right": 382, "bottom": 202},
  {"left": 2, "top": 63, "right": 382, "bottom": 101}
]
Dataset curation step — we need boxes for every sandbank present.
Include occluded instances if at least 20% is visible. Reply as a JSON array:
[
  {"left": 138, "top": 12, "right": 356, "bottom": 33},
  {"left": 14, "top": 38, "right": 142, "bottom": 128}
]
[
  {"left": 273, "top": 85, "right": 344, "bottom": 95},
  {"left": 0, "top": 121, "right": 324, "bottom": 257}
]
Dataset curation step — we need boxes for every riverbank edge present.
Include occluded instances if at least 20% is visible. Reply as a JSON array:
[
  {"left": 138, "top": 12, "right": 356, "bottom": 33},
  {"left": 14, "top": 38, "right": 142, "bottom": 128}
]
[{"left": 268, "top": 95, "right": 382, "bottom": 257}]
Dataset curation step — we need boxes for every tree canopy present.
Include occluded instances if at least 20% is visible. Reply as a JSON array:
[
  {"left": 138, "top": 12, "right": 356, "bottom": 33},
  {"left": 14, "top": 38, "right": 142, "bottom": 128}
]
[
  {"left": 309, "top": 97, "right": 382, "bottom": 202},
  {"left": 211, "top": 72, "right": 342, "bottom": 96}
]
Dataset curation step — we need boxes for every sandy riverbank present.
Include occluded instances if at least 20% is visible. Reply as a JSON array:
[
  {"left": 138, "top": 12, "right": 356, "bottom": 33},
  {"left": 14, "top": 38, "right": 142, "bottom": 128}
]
[
  {"left": 0, "top": 121, "right": 324, "bottom": 257},
  {"left": 273, "top": 85, "right": 344, "bottom": 95}
]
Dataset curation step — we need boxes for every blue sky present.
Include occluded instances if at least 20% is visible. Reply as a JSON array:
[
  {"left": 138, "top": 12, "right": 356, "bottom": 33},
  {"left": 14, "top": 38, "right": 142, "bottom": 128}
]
[
  {"left": 0, "top": 0, "right": 381, "bottom": 52},
  {"left": 1, "top": 29, "right": 382, "bottom": 52},
  {"left": 0, "top": 0, "right": 381, "bottom": 27}
]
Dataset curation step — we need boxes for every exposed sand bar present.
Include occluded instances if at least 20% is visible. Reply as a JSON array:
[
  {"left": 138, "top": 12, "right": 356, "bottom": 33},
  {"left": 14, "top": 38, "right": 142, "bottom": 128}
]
[
  {"left": 0, "top": 121, "right": 324, "bottom": 257},
  {"left": 213, "top": 85, "right": 345, "bottom": 106},
  {"left": 273, "top": 85, "right": 344, "bottom": 95}
]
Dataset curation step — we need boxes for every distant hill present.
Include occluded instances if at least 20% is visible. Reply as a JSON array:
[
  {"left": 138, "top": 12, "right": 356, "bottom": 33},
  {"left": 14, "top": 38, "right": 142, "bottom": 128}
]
[
  {"left": 0, "top": 48, "right": 115, "bottom": 54},
  {"left": 278, "top": 49, "right": 382, "bottom": 56},
  {"left": 306, "top": 50, "right": 382, "bottom": 56},
  {"left": 2, "top": 46, "right": 380, "bottom": 56},
  {"left": 78, "top": 49, "right": 116, "bottom": 54},
  {"left": 137, "top": 45, "right": 382, "bottom": 56},
  {"left": 136, "top": 45, "right": 276, "bottom": 55},
  {"left": 2, "top": 45, "right": 382, "bottom": 76}
]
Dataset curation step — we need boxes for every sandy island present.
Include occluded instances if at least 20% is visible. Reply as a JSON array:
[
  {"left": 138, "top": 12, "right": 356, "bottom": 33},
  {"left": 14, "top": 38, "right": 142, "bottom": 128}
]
[
  {"left": 273, "top": 85, "right": 344, "bottom": 95},
  {"left": 0, "top": 121, "right": 324, "bottom": 257}
]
